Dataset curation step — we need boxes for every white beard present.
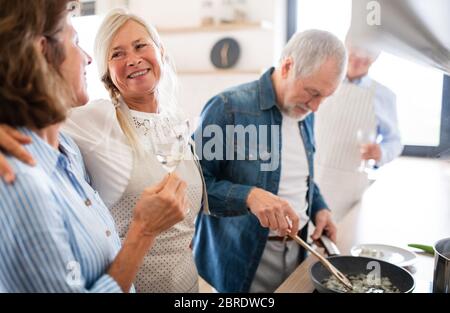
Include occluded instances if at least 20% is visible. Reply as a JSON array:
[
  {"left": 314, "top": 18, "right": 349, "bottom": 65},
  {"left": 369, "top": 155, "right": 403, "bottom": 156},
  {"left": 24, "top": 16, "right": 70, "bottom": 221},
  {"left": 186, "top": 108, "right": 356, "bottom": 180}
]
[{"left": 281, "top": 103, "right": 312, "bottom": 121}]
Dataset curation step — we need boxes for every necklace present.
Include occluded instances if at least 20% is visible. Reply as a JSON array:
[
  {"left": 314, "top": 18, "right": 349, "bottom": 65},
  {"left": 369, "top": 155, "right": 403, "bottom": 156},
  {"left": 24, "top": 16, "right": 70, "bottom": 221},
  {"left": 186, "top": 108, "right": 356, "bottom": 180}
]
[{"left": 132, "top": 116, "right": 154, "bottom": 136}]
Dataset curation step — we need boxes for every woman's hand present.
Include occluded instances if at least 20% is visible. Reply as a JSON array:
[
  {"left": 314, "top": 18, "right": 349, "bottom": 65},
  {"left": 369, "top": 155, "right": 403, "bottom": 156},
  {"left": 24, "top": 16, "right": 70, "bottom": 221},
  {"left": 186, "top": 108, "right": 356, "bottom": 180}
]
[
  {"left": 0, "top": 125, "right": 35, "bottom": 183},
  {"left": 133, "top": 173, "right": 189, "bottom": 237}
]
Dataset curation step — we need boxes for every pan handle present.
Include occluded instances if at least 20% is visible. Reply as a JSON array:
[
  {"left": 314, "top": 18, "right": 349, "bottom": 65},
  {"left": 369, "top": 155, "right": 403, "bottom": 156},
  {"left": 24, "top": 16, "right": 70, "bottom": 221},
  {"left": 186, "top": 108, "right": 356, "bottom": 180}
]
[{"left": 319, "top": 235, "right": 341, "bottom": 257}]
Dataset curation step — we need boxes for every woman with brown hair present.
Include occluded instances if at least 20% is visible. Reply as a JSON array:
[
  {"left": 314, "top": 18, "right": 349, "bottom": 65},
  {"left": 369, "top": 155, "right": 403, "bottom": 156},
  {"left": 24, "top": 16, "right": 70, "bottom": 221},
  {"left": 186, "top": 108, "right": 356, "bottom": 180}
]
[{"left": 0, "top": 0, "right": 188, "bottom": 293}]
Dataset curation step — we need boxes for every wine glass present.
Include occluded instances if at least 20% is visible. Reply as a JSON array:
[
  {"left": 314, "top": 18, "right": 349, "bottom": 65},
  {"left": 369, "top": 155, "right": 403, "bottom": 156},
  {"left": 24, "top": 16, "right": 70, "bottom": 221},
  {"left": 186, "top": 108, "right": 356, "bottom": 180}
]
[
  {"left": 152, "top": 118, "right": 191, "bottom": 173},
  {"left": 356, "top": 129, "right": 377, "bottom": 173}
]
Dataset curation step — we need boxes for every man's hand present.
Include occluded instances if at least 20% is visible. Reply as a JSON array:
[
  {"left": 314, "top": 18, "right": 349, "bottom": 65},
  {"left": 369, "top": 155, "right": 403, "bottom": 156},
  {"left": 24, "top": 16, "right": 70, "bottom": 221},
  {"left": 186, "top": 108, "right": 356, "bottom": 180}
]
[
  {"left": 0, "top": 125, "right": 35, "bottom": 183},
  {"left": 360, "top": 143, "right": 381, "bottom": 162},
  {"left": 311, "top": 209, "right": 337, "bottom": 243},
  {"left": 246, "top": 187, "right": 300, "bottom": 237}
]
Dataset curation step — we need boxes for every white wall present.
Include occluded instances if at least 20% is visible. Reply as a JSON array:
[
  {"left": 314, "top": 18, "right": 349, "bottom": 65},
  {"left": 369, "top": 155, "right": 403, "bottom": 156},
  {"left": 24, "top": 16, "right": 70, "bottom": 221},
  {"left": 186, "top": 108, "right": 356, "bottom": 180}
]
[
  {"left": 178, "top": 73, "right": 261, "bottom": 124},
  {"left": 162, "top": 30, "right": 274, "bottom": 73},
  {"left": 95, "top": 0, "right": 128, "bottom": 14},
  {"left": 128, "top": 0, "right": 275, "bottom": 28}
]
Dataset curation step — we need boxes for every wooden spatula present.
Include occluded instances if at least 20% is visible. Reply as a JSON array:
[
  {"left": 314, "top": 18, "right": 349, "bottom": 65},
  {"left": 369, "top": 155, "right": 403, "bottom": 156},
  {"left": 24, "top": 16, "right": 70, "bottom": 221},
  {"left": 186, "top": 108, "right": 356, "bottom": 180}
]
[{"left": 290, "top": 234, "right": 353, "bottom": 291}]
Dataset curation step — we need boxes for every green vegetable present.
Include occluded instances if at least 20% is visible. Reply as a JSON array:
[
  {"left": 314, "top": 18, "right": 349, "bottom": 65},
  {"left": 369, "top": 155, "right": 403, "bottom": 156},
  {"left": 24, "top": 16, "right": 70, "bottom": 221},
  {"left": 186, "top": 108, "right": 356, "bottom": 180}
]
[{"left": 408, "top": 243, "right": 435, "bottom": 255}]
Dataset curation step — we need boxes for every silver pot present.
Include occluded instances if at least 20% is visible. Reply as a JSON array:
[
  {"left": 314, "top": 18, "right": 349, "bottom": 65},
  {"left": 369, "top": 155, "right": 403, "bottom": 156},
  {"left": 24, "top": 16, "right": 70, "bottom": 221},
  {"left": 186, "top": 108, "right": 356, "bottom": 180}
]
[{"left": 433, "top": 237, "right": 450, "bottom": 293}]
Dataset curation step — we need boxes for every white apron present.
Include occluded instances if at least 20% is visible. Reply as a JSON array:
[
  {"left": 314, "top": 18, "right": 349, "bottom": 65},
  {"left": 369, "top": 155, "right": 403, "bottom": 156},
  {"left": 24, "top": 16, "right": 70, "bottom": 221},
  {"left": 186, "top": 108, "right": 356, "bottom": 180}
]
[{"left": 314, "top": 81, "right": 377, "bottom": 222}]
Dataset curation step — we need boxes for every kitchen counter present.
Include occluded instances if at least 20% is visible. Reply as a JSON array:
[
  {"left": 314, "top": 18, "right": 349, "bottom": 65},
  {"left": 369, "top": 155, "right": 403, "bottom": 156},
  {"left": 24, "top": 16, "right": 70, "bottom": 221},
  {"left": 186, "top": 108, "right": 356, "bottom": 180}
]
[{"left": 276, "top": 157, "right": 450, "bottom": 293}]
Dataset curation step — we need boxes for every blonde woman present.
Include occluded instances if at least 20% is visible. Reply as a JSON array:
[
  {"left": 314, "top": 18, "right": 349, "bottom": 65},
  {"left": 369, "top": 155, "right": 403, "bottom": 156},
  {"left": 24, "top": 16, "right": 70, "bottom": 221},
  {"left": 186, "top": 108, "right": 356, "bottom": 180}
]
[{"left": 60, "top": 9, "right": 209, "bottom": 293}]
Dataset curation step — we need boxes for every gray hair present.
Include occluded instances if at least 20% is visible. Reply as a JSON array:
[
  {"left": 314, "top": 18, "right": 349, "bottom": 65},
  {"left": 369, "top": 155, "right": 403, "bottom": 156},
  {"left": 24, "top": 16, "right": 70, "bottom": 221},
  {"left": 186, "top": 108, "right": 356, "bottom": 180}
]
[{"left": 281, "top": 29, "right": 347, "bottom": 81}]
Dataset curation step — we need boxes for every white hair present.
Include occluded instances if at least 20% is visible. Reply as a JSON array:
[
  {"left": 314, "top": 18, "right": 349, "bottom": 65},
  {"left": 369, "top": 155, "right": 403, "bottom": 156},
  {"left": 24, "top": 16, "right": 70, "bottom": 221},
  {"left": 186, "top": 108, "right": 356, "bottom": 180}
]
[
  {"left": 281, "top": 29, "right": 348, "bottom": 81},
  {"left": 345, "top": 33, "right": 381, "bottom": 61}
]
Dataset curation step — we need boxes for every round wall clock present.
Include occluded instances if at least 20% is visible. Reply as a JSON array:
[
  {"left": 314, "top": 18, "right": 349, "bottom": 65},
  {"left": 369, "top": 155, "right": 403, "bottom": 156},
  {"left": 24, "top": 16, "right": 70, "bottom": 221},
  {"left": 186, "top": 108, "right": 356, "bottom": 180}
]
[{"left": 210, "top": 37, "right": 241, "bottom": 69}]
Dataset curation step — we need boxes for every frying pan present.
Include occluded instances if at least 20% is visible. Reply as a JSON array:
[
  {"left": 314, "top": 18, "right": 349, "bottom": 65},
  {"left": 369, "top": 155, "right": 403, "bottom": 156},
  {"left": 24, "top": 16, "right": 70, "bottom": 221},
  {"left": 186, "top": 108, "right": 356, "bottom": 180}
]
[{"left": 310, "top": 237, "right": 415, "bottom": 293}]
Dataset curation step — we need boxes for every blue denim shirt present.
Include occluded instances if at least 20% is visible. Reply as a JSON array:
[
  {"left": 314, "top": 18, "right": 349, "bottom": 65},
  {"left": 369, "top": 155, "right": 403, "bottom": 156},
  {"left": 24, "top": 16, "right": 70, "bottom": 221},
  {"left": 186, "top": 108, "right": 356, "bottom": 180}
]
[{"left": 192, "top": 68, "right": 329, "bottom": 292}]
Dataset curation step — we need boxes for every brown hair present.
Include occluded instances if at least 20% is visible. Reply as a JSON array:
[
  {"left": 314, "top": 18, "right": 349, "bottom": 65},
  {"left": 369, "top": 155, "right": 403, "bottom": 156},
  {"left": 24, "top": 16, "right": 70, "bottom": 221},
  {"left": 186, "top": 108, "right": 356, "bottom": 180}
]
[{"left": 0, "top": 0, "right": 72, "bottom": 129}]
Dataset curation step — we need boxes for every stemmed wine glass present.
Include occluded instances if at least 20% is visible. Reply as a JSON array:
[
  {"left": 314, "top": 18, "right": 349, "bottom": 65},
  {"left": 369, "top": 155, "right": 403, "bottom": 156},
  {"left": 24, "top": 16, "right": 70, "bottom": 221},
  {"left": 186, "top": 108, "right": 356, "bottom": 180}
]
[
  {"left": 152, "top": 117, "right": 191, "bottom": 173},
  {"left": 356, "top": 129, "right": 377, "bottom": 173}
]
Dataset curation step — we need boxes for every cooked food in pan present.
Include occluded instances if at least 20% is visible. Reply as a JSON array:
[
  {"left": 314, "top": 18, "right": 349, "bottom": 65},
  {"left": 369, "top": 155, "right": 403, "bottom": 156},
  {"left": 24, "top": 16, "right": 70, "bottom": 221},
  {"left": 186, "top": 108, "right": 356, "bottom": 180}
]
[{"left": 323, "top": 274, "right": 401, "bottom": 293}]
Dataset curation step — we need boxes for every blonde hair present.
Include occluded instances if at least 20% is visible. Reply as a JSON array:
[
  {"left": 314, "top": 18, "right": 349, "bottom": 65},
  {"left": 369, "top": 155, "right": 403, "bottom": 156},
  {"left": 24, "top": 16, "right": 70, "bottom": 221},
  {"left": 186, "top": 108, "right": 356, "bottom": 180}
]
[{"left": 94, "top": 8, "right": 181, "bottom": 151}]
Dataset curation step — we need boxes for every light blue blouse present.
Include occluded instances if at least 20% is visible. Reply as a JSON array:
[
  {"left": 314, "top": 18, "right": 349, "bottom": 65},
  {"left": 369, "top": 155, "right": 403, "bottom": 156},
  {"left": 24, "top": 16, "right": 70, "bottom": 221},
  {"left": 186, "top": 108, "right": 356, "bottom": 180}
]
[{"left": 0, "top": 128, "right": 124, "bottom": 293}]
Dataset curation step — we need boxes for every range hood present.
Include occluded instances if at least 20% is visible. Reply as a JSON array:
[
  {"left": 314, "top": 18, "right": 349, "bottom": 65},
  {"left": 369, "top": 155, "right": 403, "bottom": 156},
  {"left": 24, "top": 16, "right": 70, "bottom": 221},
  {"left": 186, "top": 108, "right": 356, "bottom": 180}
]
[{"left": 347, "top": 0, "right": 450, "bottom": 74}]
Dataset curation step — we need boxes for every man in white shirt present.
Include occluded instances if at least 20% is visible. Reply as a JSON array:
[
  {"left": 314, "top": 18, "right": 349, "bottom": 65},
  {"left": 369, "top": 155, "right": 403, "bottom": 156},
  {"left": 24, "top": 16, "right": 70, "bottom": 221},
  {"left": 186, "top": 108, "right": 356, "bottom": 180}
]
[{"left": 314, "top": 42, "right": 403, "bottom": 221}]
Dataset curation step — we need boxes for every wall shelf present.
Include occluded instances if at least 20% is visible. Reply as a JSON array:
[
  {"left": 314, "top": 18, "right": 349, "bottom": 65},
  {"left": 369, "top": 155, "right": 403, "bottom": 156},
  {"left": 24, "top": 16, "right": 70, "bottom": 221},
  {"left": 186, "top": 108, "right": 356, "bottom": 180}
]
[
  {"left": 157, "top": 21, "right": 273, "bottom": 34},
  {"left": 177, "top": 69, "right": 262, "bottom": 75}
]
